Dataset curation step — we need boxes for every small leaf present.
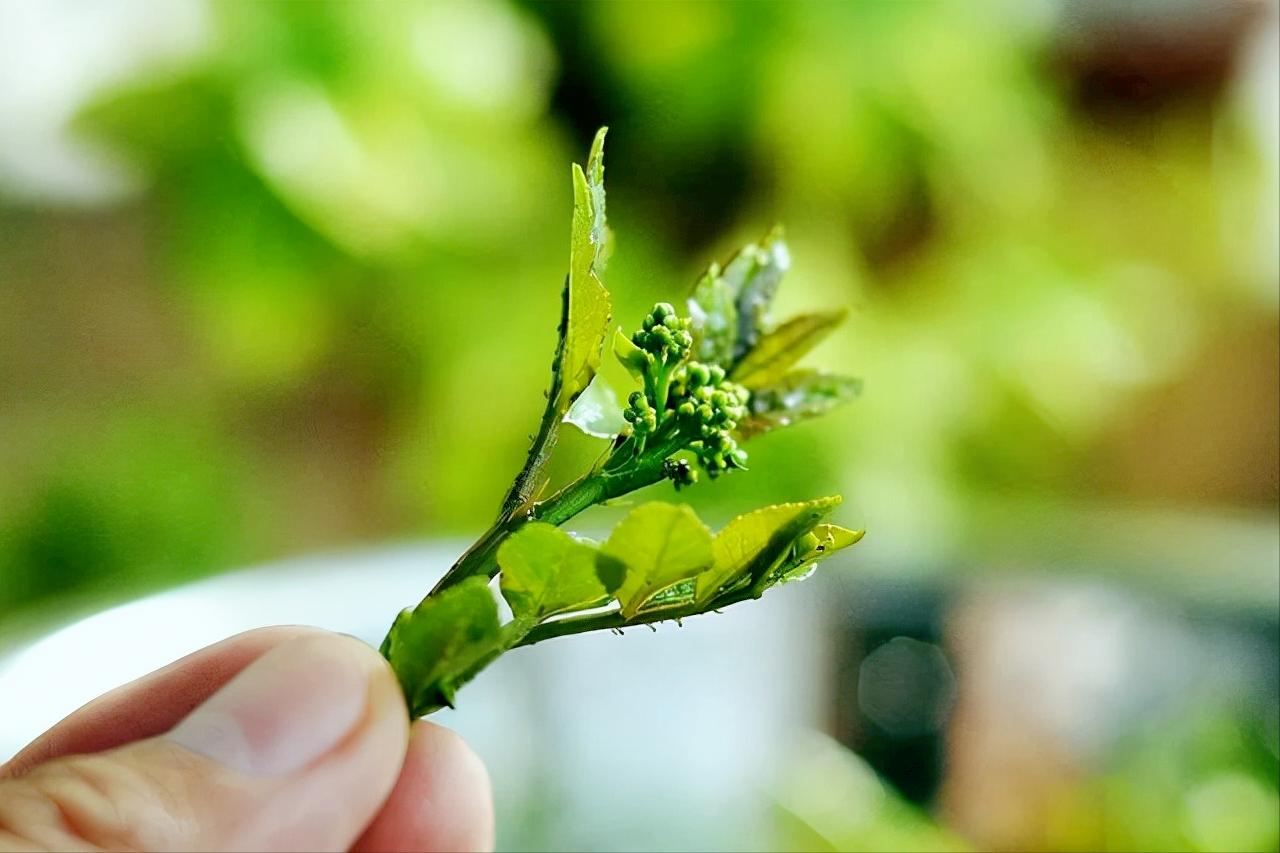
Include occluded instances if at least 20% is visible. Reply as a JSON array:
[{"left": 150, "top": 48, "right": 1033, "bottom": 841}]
[
  {"left": 739, "top": 370, "right": 862, "bottom": 439},
  {"left": 612, "top": 327, "right": 649, "bottom": 379},
  {"left": 564, "top": 375, "right": 626, "bottom": 439},
  {"left": 695, "top": 497, "right": 841, "bottom": 606},
  {"left": 380, "top": 577, "right": 501, "bottom": 717},
  {"left": 601, "top": 502, "right": 714, "bottom": 618},
  {"left": 689, "top": 228, "right": 791, "bottom": 367},
  {"left": 730, "top": 309, "right": 848, "bottom": 389},
  {"left": 768, "top": 524, "right": 864, "bottom": 587},
  {"left": 687, "top": 261, "right": 738, "bottom": 365},
  {"left": 731, "top": 227, "right": 790, "bottom": 361},
  {"left": 498, "top": 523, "right": 612, "bottom": 620}
]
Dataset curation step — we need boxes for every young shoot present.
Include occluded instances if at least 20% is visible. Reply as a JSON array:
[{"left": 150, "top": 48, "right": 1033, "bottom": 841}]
[{"left": 380, "top": 129, "right": 864, "bottom": 718}]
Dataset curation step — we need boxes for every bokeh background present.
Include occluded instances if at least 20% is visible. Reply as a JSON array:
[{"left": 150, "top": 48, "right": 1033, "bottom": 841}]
[{"left": 1, "top": 1, "right": 1277, "bottom": 851}]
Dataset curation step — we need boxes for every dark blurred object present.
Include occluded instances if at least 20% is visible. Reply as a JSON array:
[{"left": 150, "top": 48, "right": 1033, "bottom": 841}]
[
  {"left": 1054, "top": 0, "right": 1265, "bottom": 113},
  {"left": 828, "top": 570, "right": 1280, "bottom": 852},
  {"left": 832, "top": 580, "right": 953, "bottom": 806}
]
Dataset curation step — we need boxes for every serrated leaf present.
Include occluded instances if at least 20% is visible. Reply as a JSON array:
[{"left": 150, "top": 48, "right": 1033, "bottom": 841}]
[
  {"left": 559, "top": 133, "right": 612, "bottom": 410},
  {"left": 500, "top": 130, "right": 612, "bottom": 517},
  {"left": 768, "top": 524, "right": 864, "bottom": 587},
  {"left": 601, "top": 502, "right": 714, "bottom": 618},
  {"left": 731, "top": 309, "right": 848, "bottom": 389},
  {"left": 498, "top": 523, "right": 612, "bottom": 620},
  {"left": 612, "top": 327, "right": 649, "bottom": 379},
  {"left": 380, "top": 577, "right": 501, "bottom": 717},
  {"left": 687, "top": 261, "right": 738, "bottom": 365},
  {"left": 694, "top": 497, "right": 842, "bottom": 606},
  {"left": 732, "top": 227, "right": 790, "bottom": 361},
  {"left": 564, "top": 375, "right": 626, "bottom": 439},
  {"left": 739, "top": 370, "right": 862, "bottom": 439}
]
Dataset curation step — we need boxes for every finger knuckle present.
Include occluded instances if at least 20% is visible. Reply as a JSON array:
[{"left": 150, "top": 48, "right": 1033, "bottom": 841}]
[{"left": 0, "top": 746, "right": 197, "bottom": 852}]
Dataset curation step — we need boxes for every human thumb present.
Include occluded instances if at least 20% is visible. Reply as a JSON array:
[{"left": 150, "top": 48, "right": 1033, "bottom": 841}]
[{"left": 0, "top": 634, "right": 410, "bottom": 852}]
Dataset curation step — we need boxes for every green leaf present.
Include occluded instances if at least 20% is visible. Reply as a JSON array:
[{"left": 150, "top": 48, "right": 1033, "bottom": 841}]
[
  {"left": 498, "top": 129, "right": 612, "bottom": 518},
  {"left": 739, "top": 370, "right": 862, "bottom": 439},
  {"left": 380, "top": 577, "right": 501, "bottom": 717},
  {"left": 730, "top": 227, "right": 790, "bottom": 361},
  {"left": 688, "top": 228, "right": 791, "bottom": 368},
  {"left": 584, "top": 127, "right": 610, "bottom": 263},
  {"left": 564, "top": 375, "right": 626, "bottom": 439},
  {"left": 558, "top": 127, "right": 612, "bottom": 411},
  {"left": 498, "top": 523, "right": 612, "bottom": 620},
  {"left": 612, "top": 327, "right": 649, "bottom": 379},
  {"left": 730, "top": 309, "right": 848, "bottom": 389},
  {"left": 767, "top": 523, "right": 864, "bottom": 587},
  {"left": 687, "top": 261, "right": 738, "bottom": 365},
  {"left": 600, "top": 502, "right": 714, "bottom": 618},
  {"left": 695, "top": 496, "right": 842, "bottom": 606}
]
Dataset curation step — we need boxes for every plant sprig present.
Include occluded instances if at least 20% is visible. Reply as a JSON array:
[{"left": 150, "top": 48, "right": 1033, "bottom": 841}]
[{"left": 380, "top": 129, "right": 863, "bottom": 718}]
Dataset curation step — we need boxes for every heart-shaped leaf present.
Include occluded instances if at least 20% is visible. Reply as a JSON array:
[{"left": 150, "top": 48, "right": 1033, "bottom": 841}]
[
  {"left": 600, "top": 502, "right": 714, "bottom": 618},
  {"left": 499, "top": 523, "right": 612, "bottom": 620},
  {"left": 731, "top": 309, "right": 848, "bottom": 389}
]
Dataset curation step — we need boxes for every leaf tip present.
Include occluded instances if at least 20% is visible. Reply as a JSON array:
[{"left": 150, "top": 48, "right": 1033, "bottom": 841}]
[{"left": 587, "top": 127, "right": 608, "bottom": 180}]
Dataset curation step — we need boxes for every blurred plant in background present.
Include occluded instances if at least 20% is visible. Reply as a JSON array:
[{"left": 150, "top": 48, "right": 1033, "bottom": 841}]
[{"left": 1, "top": 1, "right": 1276, "bottom": 851}]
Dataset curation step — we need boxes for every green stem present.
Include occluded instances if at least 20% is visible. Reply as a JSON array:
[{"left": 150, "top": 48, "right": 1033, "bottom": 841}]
[
  {"left": 429, "top": 429, "right": 685, "bottom": 596},
  {"left": 515, "top": 586, "right": 757, "bottom": 648},
  {"left": 497, "top": 384, "right": 563, "bottom": 521},
  {"left": 652, "top": 360, "right": 673, "bottom": 422}
]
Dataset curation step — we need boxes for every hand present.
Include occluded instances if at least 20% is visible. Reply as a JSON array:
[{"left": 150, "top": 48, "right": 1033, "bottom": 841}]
[{"left": 0, "top": 628, "right": 494, "bottom": 852}]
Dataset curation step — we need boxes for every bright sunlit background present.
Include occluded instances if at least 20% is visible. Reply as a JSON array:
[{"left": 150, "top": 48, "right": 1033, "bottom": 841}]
[{"left": 1, "top": 2, "right": 1277, "bottom": 851}]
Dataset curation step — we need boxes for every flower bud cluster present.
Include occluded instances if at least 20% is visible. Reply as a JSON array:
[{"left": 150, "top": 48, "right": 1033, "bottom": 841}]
[
  {"left": 622, "top": 390, "right": 658, "bottom": 437},
  {"left": 668, "top": 361, "right": 749, "bottom": 477},
  {"left": 617, "top": 302, "right": 751, "bottom": 482},
  {"left": 632, "top": 302, "right": 693, "bottom": 363}
]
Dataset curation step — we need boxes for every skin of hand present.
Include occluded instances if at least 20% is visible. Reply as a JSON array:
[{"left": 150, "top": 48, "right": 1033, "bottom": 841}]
[{"left": 0, "top": 627, "right": 494, "bottom": 852}]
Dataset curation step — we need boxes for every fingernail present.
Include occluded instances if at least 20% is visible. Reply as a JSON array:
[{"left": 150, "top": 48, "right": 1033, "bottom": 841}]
[{"left": 168, "top": 635, "right": 374, "bottom": 776}]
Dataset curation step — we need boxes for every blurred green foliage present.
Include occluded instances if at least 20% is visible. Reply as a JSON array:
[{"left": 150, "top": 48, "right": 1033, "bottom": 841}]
[{"left": 3, "top": 0, "right": 1273, "bottom": 615}]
